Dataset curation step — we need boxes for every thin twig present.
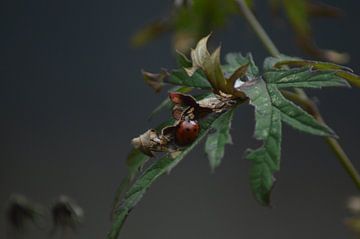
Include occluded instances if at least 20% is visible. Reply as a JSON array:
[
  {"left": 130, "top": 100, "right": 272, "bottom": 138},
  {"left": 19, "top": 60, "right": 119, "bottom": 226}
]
[
  {"left": 236, "top": 0, "right": 280, "bottom": 57},
  {"left": 236, "top": 0, "right": 360, "bottom": 189}
]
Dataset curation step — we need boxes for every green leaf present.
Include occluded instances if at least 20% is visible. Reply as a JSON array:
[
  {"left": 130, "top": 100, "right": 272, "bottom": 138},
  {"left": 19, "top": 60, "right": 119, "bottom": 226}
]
[
  {"left": 175, "top": 50, "right": 192, "bottom": 68},
  {"left": 142, "top": 68, "right": 211, "bottom": 91},
  {"left": 108, "top": 113, "right": 224, "bottom": 239},
  {"left": 273, "top": 59, "right": 360, "bottom": 87},
  {"left": 125, "top": 149, "right": 150, "bottom": 177},
  {"left": 240, "top": 79, "right": 281, "bottom": 205},
  {"left": 247, "top": 109, "right": 281, "bottom": 206},
  {"left": 185, "top": 35, "right": 228, "bottom": 91},
  {"left": 223, "top": 52, "right": 259, "bottom": 78},
  {"left": 240, "top": 79, "right": 273, "bottom": 140},
  {"left": 336, "top": 71, "right": 360, "bottom": 87},
  {"left": 205, "top": 109, "right": 235, "bottom": 171},
  {"left": 268, "top": 86, "right": 337, "bottom": 137},
  {"left": 169, "top": 69, "right": 212, "bottom": 89},
  {"left": 203, "top": 46, "right": 227, "bottom": 90},
  {"left": 111, "top": 149, "right": 149, "bottom": 219},
  {"left": 185, "top": 34, "right": 211, "bottom": 76},
  {"left": 239, "top": 74, "right": 338, "bottom": 206},
  {"left": 274, "top": 59, "right": 352, "bottom": 72},
  {"left": 263, "top": 56, "right": 358, "bottom": 88},
  {"left": 263, "top": 68, "right": 349, "bottom": 89},
  {"left": 111, "top": 119, "right": 176, "bottom": 219}
]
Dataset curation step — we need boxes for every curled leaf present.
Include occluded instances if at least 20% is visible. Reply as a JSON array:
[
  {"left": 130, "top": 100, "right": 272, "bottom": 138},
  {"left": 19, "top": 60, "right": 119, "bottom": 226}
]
[
  {"left": 272, "top": 58, "right": 360, "bottom": 87},
  {"left": 142, "top": 69, "right": 168, "bottom": 92},
  {"left": 185, "top": 36, "right": 255, "bottom": 98},
  {"left": 149, "top": 86, "right": 192, "bottom": 120},
  {"left": 131, "top": 20, "right": 170, "bottom": 47},
  {"left": 131, "top": 127, "right": 178, "bottom": 157},
  {"left": 185, "top": 34, "right": 211, "bottom": 76},
  {"left": 223, "top": 52, "right": 259, "bottom": 78}
]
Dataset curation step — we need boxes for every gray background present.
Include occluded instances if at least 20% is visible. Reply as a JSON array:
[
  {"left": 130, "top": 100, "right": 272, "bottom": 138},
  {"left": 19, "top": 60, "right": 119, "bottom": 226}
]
[{"left": 1, "top": 0, "right": 360, "bottom": 238}]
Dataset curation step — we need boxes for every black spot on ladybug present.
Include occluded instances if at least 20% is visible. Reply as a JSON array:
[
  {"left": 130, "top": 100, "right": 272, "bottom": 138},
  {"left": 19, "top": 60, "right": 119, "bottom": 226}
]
[{"left": 186, "top": 128, "right": 191, "bottom": 132}]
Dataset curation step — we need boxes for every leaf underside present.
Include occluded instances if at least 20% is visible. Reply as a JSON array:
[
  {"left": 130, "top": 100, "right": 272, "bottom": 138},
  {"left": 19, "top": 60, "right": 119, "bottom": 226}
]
[
  {"left": 223, "top": 52, "right": 259, "bottom": 79},
  {"left": 205, "top": 109, "right": 235, "bottom": 171}
]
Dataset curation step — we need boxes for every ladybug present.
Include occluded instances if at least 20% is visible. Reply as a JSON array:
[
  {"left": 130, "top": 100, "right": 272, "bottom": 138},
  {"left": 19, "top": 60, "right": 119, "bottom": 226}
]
[{"left": 175, "top": 119, "right": 200, "bottom": 146}]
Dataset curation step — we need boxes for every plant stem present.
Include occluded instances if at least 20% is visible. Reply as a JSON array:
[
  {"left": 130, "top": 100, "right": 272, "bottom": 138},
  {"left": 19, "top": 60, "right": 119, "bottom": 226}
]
[
  {"left": 236, "top": 0, "right": 360, "bottom": 189},
  {"left": 236, "top": 0, "right": 280, "bottom": 57}
]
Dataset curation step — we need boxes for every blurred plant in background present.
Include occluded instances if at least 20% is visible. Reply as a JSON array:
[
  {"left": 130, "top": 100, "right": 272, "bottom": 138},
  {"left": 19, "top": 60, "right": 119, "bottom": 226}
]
[
  {"left": 132, "top": 0, "right": 348, "bottom": 63},
  {"left": 5, "top": 194, "right": 44, "bottom": 234},
  {"left": 4, "top": 194, "right": 83, "bottom": 238},
  {"left": 50, "top": 195, "right": 84, "bottom": 236},
  {"left": 345, "top": 196, "right": 360, "bottom": 237}
]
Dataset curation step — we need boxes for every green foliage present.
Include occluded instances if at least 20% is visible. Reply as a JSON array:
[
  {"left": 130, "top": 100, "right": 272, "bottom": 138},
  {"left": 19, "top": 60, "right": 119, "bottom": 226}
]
[
  {"left": 142, "top": 68, "right": 211, "bottom": 92},
  {"left": 240, "top": 79, "right": 282, "bottom": 205},
  {"left": 240, "top": 74, "right": 339, "bottom": 205},
  {"left": 264, "top": 68, "right": 349, "bottom": 89},
  {"left": 169, "top": 69, "right": 212, "bottom": 89},
  {"left": 268, "top": 86, "right": 336, "bottom": 137},
  {"left": 205, "top": 109, "right": 235, "bottom": 171},
  {"left": 175, "top": 50, "right": 193, "bottom": 68},
  {"left": 110, "top": 34, "right": 360, "bottom": 237},
  {"left": 132, "top": 0, "right": 346, "bottom": 63},
  {"left": 109, "top": 112, "right": 225, "bottom": 239},
  {"left": 271, "top": 58, "right": 360, "bottom": 87},
  {"left": 223, "top": 52, "right": 259, "bottom": 78},
  {"left": 239, "top": 54, "right": 350, "bottom": 204}
]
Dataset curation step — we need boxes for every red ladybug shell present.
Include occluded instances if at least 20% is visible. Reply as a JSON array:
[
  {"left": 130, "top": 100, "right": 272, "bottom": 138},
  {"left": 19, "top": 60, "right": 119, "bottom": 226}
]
[{"left": 175, "top": 120, "right": 200, "bottom": 146}]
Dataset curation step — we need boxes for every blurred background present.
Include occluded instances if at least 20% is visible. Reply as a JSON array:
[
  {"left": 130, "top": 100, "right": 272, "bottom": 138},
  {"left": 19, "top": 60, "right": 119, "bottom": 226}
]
[{"left": 0, "top": 0, "right": 359, "bottom": 238}]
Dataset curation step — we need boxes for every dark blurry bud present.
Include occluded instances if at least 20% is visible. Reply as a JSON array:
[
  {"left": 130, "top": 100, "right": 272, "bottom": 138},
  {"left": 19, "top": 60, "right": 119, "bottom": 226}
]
[
  {"left": 345, "top": 196, "right": 360, "bottom": 236},
  {"left": 173, "top": 31, "right": 197, "bottom": 54},
  {"left": 347, "top": 196, "right": 360, "bottom": 214},
  {"left": 5, "top": 194, "right": 42, "bottom": 232},
  {"left": 296, "top": 35, "right": 350, "bottom": 64},
  {"left": 174, "top": 0, "right": 193, "bottom": 8},
  {"left": 142, "top": 69, "right": 169, "bottom": 92},
  {"left": 307, "top": 2, "right": 343, "bottom": 18},
  {"left": 345, "top": 218, "right": 360, "bottom": 235},
  {"left": 130, "top": 20, "right": 170, "bottom": 47},
  {"left": 50, "top": 195, "right": 83, "bottom": 234},
  {"left": 322, "top": 50, "right": 350, "bottom": 65}
]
